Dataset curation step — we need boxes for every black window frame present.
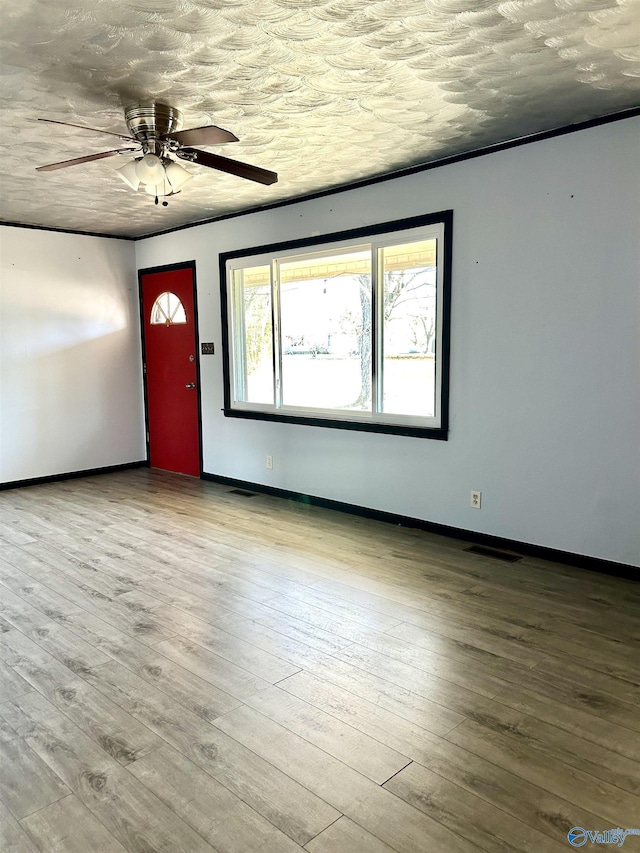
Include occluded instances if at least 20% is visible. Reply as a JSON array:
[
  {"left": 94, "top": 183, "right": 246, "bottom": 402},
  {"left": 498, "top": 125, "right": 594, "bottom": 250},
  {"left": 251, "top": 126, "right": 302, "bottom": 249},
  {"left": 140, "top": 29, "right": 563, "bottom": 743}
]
[{"left": 220, "top": 210, "right": 452, "bottom": 439}]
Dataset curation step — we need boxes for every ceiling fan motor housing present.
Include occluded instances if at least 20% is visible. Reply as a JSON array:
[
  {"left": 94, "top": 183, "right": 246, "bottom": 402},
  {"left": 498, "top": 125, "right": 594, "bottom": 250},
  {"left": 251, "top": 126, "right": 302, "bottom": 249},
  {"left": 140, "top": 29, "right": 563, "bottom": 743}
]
[{"left": 125, "top": 103, "right": 183, "bottom": 154}]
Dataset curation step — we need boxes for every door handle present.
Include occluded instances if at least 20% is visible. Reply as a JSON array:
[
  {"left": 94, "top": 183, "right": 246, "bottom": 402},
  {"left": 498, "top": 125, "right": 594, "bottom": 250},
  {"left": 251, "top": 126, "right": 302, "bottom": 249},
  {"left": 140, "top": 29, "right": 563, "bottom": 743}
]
[{"left": 185, "top": 383, "right": 196, "bottom": 389}]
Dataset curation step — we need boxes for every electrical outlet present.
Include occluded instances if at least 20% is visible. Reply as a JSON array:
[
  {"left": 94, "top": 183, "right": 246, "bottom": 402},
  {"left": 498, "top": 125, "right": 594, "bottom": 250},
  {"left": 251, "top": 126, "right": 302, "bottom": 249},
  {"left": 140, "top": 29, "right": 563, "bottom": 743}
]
[
  {"left": 470, "top": 490, "right": 482, "bottom": 509},
  {"left": 266, "top": 455, "right": 273, "bottom": 470}
]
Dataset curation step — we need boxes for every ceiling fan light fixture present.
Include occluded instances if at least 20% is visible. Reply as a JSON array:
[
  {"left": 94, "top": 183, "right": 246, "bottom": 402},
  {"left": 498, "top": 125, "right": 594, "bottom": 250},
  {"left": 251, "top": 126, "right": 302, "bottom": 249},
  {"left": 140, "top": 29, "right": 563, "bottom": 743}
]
[
  {"left": 135, "top": 152, "right": 164, "bottom": 185},
  {"left": 116, "top": 159, "right": 141, "bottom": 190},
  {"left": 144, "top": 177, "right": 172, "bottom": 197},
  {"left": 165, "top": 160, "right": 192, "bottom": 191}
]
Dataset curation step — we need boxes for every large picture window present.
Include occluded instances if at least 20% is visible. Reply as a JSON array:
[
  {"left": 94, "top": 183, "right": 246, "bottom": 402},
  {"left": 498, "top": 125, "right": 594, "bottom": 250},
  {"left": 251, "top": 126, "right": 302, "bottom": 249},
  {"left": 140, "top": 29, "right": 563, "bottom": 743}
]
[{"left": 221, "top": 212, "right": 452, "bottom": 438}]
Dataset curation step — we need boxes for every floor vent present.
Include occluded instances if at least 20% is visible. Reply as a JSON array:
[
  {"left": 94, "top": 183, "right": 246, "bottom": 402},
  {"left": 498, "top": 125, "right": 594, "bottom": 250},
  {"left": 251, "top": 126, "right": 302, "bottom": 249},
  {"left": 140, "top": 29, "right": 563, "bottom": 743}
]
[
  {"left": 465, "top": 545, "right": 522, "bottom": 563},
  {"left": 228, "top": 488, "right": 257, "bottom": 498}
]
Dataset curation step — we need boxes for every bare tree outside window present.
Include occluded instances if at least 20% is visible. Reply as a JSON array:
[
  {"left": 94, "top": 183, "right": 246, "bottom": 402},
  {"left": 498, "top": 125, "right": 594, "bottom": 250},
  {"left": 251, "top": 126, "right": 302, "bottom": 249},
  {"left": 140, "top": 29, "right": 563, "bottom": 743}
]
[{"left": 350, "top": 266, "right": 436, "bottom": 411}]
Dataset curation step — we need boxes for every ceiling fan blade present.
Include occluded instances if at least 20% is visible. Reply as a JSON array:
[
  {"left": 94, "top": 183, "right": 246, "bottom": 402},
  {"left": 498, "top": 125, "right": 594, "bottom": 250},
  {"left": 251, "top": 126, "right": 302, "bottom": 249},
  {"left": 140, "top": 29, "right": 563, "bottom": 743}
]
[
  {"left": 165, "top": 125, "right": 239, "bottom": 146},
  {"left": 179, "top": 148, "right": 277, "bottom": 185},
  {"left": 36, "top": 149, "right": 135, "bottom": 172},
  {"left": 38, "top": 118, "right": 134, "bottom": 142}
]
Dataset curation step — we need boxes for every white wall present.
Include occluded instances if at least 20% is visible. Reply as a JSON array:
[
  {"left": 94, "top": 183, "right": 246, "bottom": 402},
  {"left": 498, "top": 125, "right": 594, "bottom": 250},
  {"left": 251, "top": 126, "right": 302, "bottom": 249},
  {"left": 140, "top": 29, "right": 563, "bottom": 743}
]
[
  {"left": 0, "top": 227, "right": 144, "bottom": 482},
  {"left": 136, "top": 117, "right": 637, "bottom": 567}
]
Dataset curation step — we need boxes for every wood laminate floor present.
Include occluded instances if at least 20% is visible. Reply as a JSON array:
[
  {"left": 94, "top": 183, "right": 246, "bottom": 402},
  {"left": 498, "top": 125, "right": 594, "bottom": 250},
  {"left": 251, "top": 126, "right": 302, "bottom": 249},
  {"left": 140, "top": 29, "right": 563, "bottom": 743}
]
[{"left": 0, "top": 469, "right": 639, "bottom": 853}]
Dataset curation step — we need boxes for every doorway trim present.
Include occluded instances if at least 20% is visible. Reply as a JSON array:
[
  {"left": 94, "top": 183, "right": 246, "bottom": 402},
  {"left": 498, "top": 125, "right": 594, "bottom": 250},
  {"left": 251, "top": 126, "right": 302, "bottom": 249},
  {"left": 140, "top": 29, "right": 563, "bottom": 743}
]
[{"left": 138, "top": 260, "right": 204, "bottom": 478}]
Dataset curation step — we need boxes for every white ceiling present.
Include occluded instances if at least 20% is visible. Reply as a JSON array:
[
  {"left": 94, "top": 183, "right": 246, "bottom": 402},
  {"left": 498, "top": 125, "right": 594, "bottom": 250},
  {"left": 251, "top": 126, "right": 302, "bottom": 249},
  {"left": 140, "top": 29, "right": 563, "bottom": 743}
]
[{"left": 1, "top": 0, "right": 638, "bottom": 239}]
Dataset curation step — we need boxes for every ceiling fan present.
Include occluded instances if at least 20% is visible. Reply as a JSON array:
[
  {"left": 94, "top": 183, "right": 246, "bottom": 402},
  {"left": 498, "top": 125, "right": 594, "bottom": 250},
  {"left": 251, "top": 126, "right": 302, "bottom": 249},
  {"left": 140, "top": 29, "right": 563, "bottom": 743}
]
[{"left": 36, "top": 102, "right": 278, "bottom": 205}]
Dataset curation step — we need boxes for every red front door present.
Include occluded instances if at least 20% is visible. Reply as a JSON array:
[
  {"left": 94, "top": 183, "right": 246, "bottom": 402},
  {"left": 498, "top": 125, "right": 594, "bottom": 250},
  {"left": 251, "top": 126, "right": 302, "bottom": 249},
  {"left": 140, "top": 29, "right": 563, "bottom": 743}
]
[{"left": 141, "top": 264, "right": 200, "bottom": 476}]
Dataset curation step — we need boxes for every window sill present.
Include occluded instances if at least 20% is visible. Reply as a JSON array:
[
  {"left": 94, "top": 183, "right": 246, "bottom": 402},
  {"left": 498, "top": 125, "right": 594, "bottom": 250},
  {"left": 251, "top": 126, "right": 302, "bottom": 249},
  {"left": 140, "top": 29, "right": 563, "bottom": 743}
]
[{"left": 223, "top": 406, "right": 448, "bottom": 439}]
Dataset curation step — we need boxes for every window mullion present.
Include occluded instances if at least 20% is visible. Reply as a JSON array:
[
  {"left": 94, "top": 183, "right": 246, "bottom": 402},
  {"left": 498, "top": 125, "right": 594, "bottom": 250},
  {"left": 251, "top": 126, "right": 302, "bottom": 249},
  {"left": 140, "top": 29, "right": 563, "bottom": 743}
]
[
  {"left": 371, "top": 245, "right": 381, "bottom": 416},
  {"left": 272, "top": 260, "right": 283, "bottom": 409}
]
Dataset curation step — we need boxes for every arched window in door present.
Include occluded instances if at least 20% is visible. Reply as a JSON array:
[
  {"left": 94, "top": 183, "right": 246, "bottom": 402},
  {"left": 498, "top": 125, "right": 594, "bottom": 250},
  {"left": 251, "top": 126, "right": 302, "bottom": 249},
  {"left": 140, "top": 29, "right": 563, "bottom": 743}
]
[{"left": 150, "top": 291, "right": 187, "bottom": 325}]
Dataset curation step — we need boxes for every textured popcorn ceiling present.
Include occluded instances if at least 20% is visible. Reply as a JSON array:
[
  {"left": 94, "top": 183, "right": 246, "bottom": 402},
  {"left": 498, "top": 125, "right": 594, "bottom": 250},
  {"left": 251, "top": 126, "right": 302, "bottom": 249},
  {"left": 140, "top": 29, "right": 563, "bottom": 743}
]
[{"left": 0, "top": 0, "right": 638, "bottom": 238}]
